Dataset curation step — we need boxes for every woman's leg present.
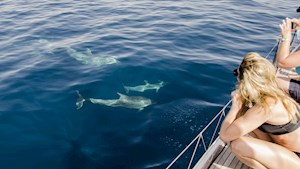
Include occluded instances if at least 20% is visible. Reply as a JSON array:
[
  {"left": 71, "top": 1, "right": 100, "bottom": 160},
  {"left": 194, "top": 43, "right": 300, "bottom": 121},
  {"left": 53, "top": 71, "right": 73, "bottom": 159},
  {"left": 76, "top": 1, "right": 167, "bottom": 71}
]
[
  {"left": 230, "top": 136, "right": 300, "bottom": 169},
  {"left": 249, "top": 129, "right": 273, "bottom": 142}
]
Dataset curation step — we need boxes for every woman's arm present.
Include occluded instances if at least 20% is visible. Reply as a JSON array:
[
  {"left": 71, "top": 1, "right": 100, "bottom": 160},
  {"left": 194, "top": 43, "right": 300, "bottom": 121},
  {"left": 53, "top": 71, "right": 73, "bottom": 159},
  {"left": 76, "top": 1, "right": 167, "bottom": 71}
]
[
  {"left": 219, "top": 91, "right": 242, "bottom": 142},
  {"left": 219, "top": 103, "right": 240, "bottom": 142},
  {"left": 219, "top": 92, "right": 271, "bottom": 142},
  {"left": 277, "top": 18, "right": 300, "bottom": 68}
]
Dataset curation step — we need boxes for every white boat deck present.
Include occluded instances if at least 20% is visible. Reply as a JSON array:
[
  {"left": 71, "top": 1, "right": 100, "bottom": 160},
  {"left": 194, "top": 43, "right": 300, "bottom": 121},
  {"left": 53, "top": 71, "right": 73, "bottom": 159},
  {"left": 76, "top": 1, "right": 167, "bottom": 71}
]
[
  {"left": 193, "top": 137, "right": 251, "bottom": 169},
  {"left": 207, "top": 144, "right": 250, "bottom": 169}
]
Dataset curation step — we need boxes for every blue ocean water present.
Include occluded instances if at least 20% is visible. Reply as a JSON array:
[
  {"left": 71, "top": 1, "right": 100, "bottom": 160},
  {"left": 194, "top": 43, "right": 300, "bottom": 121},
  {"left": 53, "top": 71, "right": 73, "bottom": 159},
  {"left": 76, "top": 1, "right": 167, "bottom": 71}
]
[{"left": 0, "top": 0, "right": 299, "bottom": 168}]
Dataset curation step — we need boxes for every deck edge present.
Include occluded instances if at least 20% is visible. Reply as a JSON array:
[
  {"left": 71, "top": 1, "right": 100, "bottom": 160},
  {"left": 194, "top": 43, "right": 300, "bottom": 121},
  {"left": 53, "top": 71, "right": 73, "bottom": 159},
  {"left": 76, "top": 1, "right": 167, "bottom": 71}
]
[{"left": 193, "top": 137, "right": 226, "bottom": 169}]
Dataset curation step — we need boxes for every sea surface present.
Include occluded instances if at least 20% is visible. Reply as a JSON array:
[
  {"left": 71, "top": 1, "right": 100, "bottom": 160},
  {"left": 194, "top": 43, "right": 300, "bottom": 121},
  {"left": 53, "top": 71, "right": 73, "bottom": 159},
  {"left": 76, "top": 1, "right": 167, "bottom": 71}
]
[{"left": 0, "top": 0, "right": 299, "bottom": 169}]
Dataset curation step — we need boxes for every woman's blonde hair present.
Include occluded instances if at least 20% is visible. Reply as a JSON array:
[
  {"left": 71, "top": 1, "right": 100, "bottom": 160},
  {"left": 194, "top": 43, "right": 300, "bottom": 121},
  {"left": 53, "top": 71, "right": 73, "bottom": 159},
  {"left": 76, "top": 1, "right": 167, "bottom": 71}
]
[{"left": 236, "top": 52, "right": 300, "bottom": 123}]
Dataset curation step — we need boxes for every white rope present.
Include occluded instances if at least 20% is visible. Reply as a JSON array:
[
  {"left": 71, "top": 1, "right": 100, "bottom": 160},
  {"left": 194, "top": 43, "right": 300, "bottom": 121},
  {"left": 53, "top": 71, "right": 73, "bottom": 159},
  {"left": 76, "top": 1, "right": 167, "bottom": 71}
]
[
  {"left": 201, "top": 136, "right": 207, "bottom": 151},
  {"left": 268, "top": 32, "right": 298, "bottom": 60},
  {"left": 187, "top": 136, "right": 202, "bottom": 169},
  {"left": 165, "top": 132, "right": 203, "bottom": 169},
  {"left": 208, "top": 108, "right": 227, "bottom": 147},
  {"left": 265, "top": 39, "right": 279, "bottom": 59}
]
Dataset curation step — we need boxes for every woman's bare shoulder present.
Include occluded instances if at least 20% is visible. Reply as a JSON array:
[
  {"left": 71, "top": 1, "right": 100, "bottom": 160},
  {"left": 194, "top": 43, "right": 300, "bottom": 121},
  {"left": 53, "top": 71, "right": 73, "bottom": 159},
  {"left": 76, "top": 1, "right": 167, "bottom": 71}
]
[{"left": 265, "top": 97, "right": 280, "bottom": 108}]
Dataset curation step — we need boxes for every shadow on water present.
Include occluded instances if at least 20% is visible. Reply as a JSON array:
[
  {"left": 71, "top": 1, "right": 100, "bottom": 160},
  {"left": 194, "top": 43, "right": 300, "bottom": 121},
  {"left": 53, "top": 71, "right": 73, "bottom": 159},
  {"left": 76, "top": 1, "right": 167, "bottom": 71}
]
[{"left": 62, "top": 139, "right": 100, "bottom": 169}]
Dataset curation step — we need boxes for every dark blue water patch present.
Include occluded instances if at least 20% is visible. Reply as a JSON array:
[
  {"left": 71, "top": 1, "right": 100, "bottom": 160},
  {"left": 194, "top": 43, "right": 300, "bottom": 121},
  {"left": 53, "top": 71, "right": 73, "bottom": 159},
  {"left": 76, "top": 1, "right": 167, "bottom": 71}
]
[
  {"left": 150, "top": 99, "right": 226, "bottom": 168},
  {"left": 0, "top": 110, "right": 71, "bottom": 168}
]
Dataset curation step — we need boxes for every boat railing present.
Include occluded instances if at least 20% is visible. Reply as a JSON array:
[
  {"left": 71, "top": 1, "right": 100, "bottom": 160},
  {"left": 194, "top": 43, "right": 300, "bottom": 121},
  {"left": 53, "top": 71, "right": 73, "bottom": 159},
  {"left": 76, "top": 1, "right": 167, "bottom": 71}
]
[
  {"left": 166, "top": 42, "right": 277, "bottom": 169},
  {"left": 166, "top": 29, "right": 300, "bottom": 169},
  {"left": 166, "top": 99, "right": 232, "bottom": 169}
]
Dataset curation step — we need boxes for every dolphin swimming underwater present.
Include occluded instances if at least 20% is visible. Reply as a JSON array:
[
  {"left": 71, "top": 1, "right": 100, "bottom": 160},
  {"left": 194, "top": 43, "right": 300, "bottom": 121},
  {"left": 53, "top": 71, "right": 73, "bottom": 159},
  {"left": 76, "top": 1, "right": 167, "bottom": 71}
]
[
  {"left": 37, "top": 39, "right": 55, "bottom": 53},
  {"left": 124, "top": 80, "right": 166, "bottom": 93},
  {"left": 66, "top": 47, "right": 118, "bottom": 66},
  {"left": 76, "top": 90, "right": 85, "bottom": 109},
  {"left": 76, "top": 91, "right": 152, "bottom": 111}
]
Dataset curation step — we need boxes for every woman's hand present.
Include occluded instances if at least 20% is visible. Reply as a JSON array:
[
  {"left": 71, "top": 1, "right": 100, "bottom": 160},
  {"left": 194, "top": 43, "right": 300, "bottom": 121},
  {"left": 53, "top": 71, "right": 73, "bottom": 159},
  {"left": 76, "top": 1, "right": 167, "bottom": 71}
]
[
  {"left": 231, "top": 90, "right": 242, "bottom": 110},
  {"left": 291, "top": 18, "right": 300, "bottom": 31},
  {"left": 279, "top": 18, "right": 292, "bottom": 40}
]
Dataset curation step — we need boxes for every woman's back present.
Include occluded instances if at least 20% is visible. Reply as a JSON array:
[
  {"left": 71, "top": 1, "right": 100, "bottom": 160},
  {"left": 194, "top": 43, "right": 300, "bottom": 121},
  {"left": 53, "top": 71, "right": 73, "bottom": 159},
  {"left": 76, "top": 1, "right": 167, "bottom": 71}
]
[{"left": 264, "top": 98, "right": 300, "bottom": 152}]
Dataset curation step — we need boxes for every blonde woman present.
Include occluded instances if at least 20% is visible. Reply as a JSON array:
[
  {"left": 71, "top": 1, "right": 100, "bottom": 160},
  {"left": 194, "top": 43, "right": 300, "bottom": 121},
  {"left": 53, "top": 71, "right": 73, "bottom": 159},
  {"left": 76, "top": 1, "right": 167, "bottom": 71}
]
[
  {"left": 220, "top": 52, "right": 300, "bottom": 169},
  {"left": 276, "top": 17, "right": 300, "bottom": 102}
]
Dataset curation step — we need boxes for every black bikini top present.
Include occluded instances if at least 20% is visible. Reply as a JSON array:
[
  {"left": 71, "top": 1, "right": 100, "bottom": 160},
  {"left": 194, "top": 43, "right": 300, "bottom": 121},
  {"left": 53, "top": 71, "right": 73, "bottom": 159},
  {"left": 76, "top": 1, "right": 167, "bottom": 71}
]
[{"left": 258, "top": 118, "right": 300, "bottom": 135}]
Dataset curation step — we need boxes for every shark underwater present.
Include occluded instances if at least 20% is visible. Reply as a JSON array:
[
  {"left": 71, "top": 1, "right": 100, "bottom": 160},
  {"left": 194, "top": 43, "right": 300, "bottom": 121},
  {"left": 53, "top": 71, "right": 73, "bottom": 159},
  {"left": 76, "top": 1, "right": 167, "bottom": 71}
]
[
  {"left": 124, "top": 80, "right": 166, "bottom": 93},
  {"left": 66, "top": 47, "right": 118, "bottom": 66},
  {"left": 76, "top": 91, "right": 152, "bottom": 111}
]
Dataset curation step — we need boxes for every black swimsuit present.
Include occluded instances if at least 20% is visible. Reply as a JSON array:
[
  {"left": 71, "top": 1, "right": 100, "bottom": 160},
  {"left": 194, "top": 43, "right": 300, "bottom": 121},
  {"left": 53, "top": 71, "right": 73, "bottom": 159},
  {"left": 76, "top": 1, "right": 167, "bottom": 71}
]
[
  {"left": 258, "top": 118, "right": 300, "bottom": 135},
  {"left": 258, "top": 118, "right": 300, "bottom": 157}
]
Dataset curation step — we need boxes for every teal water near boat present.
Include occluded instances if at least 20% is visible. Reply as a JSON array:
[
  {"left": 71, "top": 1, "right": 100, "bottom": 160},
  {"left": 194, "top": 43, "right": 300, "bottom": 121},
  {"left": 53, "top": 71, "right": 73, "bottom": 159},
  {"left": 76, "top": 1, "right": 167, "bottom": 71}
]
[{"left": 296, "top": 66, "right": 300, "bottom": 74}]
